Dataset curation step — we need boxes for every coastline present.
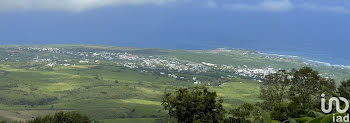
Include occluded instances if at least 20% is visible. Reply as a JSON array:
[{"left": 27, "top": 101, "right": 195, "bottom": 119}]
[
  {"left": 0, "top": 43, "right": 349, "bottom": 69},
  {"left": 215, "top": 47, "right": 350, "bottom": 69},
  {"left": 256, "top": 51, "right": 350, "bottom": 69}
]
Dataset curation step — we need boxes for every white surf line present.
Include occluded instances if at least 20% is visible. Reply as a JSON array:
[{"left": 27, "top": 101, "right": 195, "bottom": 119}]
[
  {"left": 213, "top": 47, "right": 350, "bottom": 69},
  {"left": 257, "top": 52, "right": 350, "bottom": 69}
]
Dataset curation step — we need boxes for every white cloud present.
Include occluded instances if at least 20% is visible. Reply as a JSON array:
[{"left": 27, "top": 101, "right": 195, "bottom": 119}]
[
  {"left": 222, "top": 0, "right": 294, "bottom": 12},
  {"left": 0, "top": 0, "right": 176, "bottom": 12},
  {"left": 0, "top": 0, "right": 349, "bottom": 14},
  {"left": 301, "top": 4, "right": 350, "bottom": 14},
  {"left": 203, "top": 0, "right": 218, "bottom": 8}
]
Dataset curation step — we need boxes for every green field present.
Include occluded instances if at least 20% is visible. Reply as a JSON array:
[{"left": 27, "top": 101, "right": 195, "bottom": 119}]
[
  {"left": 0, "top": 63, "right": 260, "bottom": 121},
  {"left": 0, "top": 65, "right": 262, "bottom": 121}
]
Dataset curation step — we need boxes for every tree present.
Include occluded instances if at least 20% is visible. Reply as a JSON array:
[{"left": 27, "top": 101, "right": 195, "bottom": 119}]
[
  {"left": 260, "top": 70, "right": 290, "bottom": 108},
  {"left": 162, "top": 87, "right": 226, "bottom": 123},
  {"left": 260, "top": 67, "right": 336, "bottom": 121},
  {"left": 338, "top": 79, "right": 350, "bottom": 99},
  {"left": 26, "top": 111, "right": 94, "bottom": 123},
  {"left": 288, "top": 67, "right": 336, "bottom": 109},
  {"left": 228, "top": 103, "right": 255, "bottom": 123},
  {"left": 269, "top": 102, "right": 303, "bottom": 121}
]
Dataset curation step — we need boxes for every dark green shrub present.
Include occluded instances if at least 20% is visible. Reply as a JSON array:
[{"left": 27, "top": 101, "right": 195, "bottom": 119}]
[{"left": 27, "top": 111, "right": 93, "bottom": 123}]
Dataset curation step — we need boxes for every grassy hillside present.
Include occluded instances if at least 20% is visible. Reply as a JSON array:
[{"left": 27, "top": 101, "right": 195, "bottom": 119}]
[{"left": 0, "top": 63, "right": 260, "bottom": 121}]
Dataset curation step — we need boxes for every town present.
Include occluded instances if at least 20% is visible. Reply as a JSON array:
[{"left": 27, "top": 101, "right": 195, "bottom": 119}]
[{"left": 0, "top": 46, "right": 280, "bottom": 85}]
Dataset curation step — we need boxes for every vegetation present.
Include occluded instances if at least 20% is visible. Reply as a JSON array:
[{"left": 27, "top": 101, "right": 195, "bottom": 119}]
[
  {"left": 258, "top": 67, "right": 350, "bottom": 122},
  {"left": 26, "top": 111, "right": 93, "bottom": 123},
  {"left": 259, "top": 67, "right": 336, "bottom": 121},
  {"left": 162, "top": 87, "right": 226, "bottom": 123},
  {"left": 162, "top": 87, "right": 272, "bottom": 123},
  {"left": 338, "top": 79, "right": 350, "bottom": 99},
  {"left": 228, "top": 103, "right": 256, "bottom": 123},
  {"left": 0, "top": 112, "right": 95, "bottom": 123},
  {"left": 162, "top": 67, "right": 350, "bottom": 123},
  {"left": 0, "top": 45, "right": 349, "bottom": 122}
]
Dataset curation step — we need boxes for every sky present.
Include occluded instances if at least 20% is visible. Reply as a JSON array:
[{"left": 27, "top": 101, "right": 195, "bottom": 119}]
[{"left": 0, "top": 0, "right": 349, "bottom": 64}]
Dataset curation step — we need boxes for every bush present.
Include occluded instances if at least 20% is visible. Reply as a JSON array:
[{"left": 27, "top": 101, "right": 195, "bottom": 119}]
[
  {"left": 26, "top": 111, "right": 94, "bottom": 123},
  {"left": 270, "top": 103, "right": 291, "bottom": 121},
  {"left": 229, "top": 103, "right": 255, "bottom": 123},
  {"left": 338, "top": 79, "right": 350, "bottom": 99}
]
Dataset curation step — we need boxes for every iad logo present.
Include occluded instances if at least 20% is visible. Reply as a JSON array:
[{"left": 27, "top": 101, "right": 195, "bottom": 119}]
[
  {"left": 321, "top": 93, "right": 350, "bottom": 122},
  {"left": 321, "top": 93, "right": 349, "bottom": 113}
]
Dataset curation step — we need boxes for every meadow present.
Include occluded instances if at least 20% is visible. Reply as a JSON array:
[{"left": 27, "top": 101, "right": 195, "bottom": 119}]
[{"left": 0, "top": 63, "right": 260, "bottom": 122}]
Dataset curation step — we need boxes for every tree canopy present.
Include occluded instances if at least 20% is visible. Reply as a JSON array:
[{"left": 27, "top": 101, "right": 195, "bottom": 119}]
[
  {"left": 27, "top": 111, "right": 93, "bottom": 123},
  {"left": 162, "top": 87, "right": 226, "bottom": 123},
  {"left": 161, "top": 67, "right": 346, "bottom": 123},
  {"left": 260, "top": 67, "right": 337, "bottom": 121}
]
